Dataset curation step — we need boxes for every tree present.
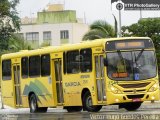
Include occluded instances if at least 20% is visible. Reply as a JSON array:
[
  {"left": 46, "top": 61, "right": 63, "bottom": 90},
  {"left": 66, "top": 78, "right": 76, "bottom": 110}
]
[
  {"left": 0, "top": 34, "right": 32, "bottom": 56},
  {"left": 40, "top": 41, "right": 51, "bottom": 47},
  {"left": 82, "top": 20, "right": 115, "bottom": 40},
  {"left": 0, "top": 0, "right": 20, "bottom": 52},
  {"left": 122, "top": 18, "right": 160, "bottom": 50},
  {"left": 8, "top": 34, "right": 32, "bottom": 52},
  {"left": 121, "top": 18, "right": 160, "bottom": 75}
]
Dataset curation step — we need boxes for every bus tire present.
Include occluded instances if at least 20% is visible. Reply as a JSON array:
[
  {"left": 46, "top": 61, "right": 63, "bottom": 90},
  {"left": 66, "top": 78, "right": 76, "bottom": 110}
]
[
  {"left": 39, "top": 107, "right": 48, "bottom": 113},
  {"left": 29, "top": 94, "right": 39, "bottom": 113},
  {"left": 82, "top": 91, "right": 102, "bottom": 112},
  {"left": 65, "top": 106, "right": 82, "bottom": 112},
  {"left": 119, "top": 102, "right": 142, "bottom": 111}
]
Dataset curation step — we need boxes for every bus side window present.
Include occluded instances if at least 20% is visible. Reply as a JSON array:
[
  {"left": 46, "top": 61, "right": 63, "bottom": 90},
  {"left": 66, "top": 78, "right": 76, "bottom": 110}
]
[
  {"left": 2, "top": 60, "right": 11, "bottom": 80},
  {"left": 41, "top": 54, "right": 50, "bottom": 76},
  {"left": 21, "top": 57, "right": 29, "bottom": 78},
  {"left": 80, "top": 48, "right": 92, "bottom": 72},
  {"left": 66, "top": 50, "right": 80, "bottom": 74},
  {"left": 29, "top": 56, "right": 40, "bottom": 77}
]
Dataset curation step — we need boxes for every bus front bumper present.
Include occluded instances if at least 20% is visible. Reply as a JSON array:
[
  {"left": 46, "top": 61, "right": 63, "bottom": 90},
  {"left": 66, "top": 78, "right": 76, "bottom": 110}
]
[{"left": 106, "top": 89, "right": 160, "bottom": 105}]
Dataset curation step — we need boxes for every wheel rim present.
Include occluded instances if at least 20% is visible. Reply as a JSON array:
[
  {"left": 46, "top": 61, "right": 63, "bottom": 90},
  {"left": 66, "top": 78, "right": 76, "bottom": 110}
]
[
  {"left": 86, "top": 96, "right": 93, "bottom": 108},
  {"left": 31, "top": 97, "right": 36, "bottom": 111}
]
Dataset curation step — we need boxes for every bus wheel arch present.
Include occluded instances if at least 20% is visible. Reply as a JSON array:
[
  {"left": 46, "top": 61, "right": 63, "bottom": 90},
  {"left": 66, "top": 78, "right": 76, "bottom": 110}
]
[
  {"left": 81, "top": 88, "right": 102, "bottom": 112},
  {"left": 28, "top": 92, "right": 48, "bottom": 113},
  {"left": 28, "top": 92, "right": 35, "bottom": 102}
]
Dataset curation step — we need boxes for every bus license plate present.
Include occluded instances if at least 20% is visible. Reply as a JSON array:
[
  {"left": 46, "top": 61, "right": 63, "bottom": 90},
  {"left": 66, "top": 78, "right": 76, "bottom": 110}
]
[{"left": 132, "top": 98, "right": 141, "bottom": 102}]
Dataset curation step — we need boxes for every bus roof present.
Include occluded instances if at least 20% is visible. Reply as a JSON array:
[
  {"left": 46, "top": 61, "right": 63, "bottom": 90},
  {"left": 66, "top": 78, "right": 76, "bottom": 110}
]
[{"left": 1, "top": 37, "right": 150, "bottom": 60}]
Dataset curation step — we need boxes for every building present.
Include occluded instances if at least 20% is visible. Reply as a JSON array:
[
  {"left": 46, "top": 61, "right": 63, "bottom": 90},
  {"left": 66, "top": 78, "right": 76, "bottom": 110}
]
[{"left": 20, "top": 4, "right": 89, "bottom": 48}]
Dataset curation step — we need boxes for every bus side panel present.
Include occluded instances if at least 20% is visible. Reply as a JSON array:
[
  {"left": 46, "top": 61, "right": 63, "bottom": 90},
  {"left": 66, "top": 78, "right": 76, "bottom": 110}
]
[
  {"left": 2, "top": 80, "right": 15, "bottom": 108},
  {"left": 63, "top": 74, "right": 82, "bottom": 106},
  {"left": 21, "top": 77, "right": 56, "bottom": 108},
  {"left": 21, "top": 95, "right": 28, "bottom": 108},
  {"left": 37, "top": 76, "right": 55, "bottom": 107},
  {"left": 63, "top": 73, "right": 97, "bottom": 106}
]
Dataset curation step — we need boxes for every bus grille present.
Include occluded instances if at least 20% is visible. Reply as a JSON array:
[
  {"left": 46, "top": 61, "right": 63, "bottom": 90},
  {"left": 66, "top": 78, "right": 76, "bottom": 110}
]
[
  {"left": 127, "top": 94, "right": 144, "bottom": 99},
  {"left": 124, "top": 89, "right": 146, "bottom": 93},
  {"left": 118, "top": 82, "right": 150, "bottom": 88}
]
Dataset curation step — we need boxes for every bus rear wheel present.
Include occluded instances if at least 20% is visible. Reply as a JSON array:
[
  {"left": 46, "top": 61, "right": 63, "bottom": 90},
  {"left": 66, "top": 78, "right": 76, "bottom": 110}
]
[
  {"left": 39, "top": 107, "right": 48, "bottom": 112},
  {"left": 29, "top": 94, "right": 39, "bottom": 113},
  {"left": 29, "top": 94, "right": 48, "bottom": 113},
  {"left": 82, "top": 91, "right": 102, "bottom": 112},
  {"left": 65, "top": 106, "right": 82, "bottom": 112},
  {"left": 119, "top": 102, "right": 142, "bottom": 111}
]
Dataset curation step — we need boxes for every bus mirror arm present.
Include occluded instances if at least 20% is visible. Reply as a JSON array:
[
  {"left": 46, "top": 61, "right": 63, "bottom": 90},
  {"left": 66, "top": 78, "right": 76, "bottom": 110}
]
[{"left": 103, "top": 58, "right": 108, "bottom": 66}]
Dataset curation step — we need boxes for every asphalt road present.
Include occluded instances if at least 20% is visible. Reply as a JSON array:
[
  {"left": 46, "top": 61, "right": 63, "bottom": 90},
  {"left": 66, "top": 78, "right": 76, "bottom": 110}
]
[{"left": 0, "top": 102, "right": 160, "bottom": 120}]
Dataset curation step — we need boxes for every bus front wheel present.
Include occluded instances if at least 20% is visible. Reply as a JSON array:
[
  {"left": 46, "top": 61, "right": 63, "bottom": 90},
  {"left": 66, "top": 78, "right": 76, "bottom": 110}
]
[
  {"left": 82, "top": 91, "right": 102, "bottom": 112},
  {"left": 119, "top": 102, "right": 142, "bottom": 111},
  {"left": 65, "top": 106, "right": 82, "bottom": 112}
]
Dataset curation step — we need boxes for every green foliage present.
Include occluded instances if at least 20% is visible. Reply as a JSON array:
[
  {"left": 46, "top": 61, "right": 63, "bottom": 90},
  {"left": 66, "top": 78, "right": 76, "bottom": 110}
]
[
  {"left": 8, "top": 34, "right": 32, "bottom": 52},
  {"left": 121, "top": 18, "right": 160, "bottom": 75},
  {"left": 0, "top": 34, "right": 32, "bottom": 55},
  {"left": 157, "top": 52, "right": 160, "bottom": 73},
  {"left": 122, "top": 18, "right": 160, "bottom": 50},
  {"left": 83, "top": 20, "right": 115, "bottom": 40},
  {"left": 0, "top": 0, "right": 20, "bottom": 52},
  {"left": 40, "top": 41, "right": 51, "bottom": 47}
]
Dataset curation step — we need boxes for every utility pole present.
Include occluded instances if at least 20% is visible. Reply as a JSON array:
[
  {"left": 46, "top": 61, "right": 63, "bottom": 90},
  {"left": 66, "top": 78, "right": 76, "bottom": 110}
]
[
  {"left": 139, "top": 0, "right": 142, "bottom": 19},
  {"left": 0, "top": 87, "right": 4, "bottom": 109},
  {"left": 116, "top": 0, "right": 123, "bottom": 37},
  {"left": 84, "top": 12, "right": 87, "bottom": 24}
]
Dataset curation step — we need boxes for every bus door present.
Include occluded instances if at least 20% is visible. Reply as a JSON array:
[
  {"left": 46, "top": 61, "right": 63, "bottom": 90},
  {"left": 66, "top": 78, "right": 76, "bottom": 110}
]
[
  {"left": 13, "top": 64, "right": 22, "bottom": 107},
  {"left": 53, "top": 59, "right": 64, "bottom": 105},
  {"left": 94, "top": 54, "right": 106, "bottom": 103}
]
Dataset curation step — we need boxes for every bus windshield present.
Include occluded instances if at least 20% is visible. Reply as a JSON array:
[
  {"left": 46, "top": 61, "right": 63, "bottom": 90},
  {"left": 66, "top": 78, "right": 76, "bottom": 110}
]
[{"left": 107, "top": 50, "right": 157, "bottom": 80}]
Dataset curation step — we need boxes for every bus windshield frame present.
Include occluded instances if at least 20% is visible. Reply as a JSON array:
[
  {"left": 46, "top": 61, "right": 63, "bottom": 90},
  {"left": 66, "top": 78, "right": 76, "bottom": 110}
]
[{"left": 105, "top": 39, "right": 157, "bottom": 81}]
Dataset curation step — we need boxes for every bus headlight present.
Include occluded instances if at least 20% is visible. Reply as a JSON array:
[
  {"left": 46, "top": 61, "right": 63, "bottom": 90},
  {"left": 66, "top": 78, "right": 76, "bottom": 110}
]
[
  {"left": 110, "top": 86, "right": 121, "bottom": 94},
  {"left": 148, "top": 83, "right": 159, "bottom": 92}
]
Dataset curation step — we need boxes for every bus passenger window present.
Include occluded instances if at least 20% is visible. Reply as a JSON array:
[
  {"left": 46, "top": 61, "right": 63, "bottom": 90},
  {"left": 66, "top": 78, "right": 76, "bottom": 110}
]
[
  {"left": 21, "top": 57, "right": 28, "bottom": 78},
  {"left": 41, "top": 54, "right": 50, "bottom": 76},
  {"left": 2, "top": 60, "right": 11, "bottom": 80},
  {"left": 80, "top": 48, "right": 92, "bottom": 72},
  {"left": 29, "top": 56, "right": 40, "bottom": 77},
  {"left": 66, "top": 50, "right": 80, "bottom": 74}
]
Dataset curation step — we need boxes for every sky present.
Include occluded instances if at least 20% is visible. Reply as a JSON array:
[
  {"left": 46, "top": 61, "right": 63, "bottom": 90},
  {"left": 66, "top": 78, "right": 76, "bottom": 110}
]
[{"left": 17, "top": 0, "right": 160, "bottom": 26}]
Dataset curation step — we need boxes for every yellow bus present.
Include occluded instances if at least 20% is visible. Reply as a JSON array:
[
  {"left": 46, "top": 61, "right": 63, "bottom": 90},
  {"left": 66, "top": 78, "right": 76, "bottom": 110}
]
[{"left": 1, "top": 37, "right": 159, "bottom": 113}]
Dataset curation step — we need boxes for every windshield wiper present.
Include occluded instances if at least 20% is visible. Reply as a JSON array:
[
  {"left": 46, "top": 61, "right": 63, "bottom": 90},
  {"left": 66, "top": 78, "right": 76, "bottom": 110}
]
[
  {"left": 117, "top": 50, "right": 124, "bottom": 62},
  {"left": 135, "top": 49, "right": 144, "bottom": 62}
]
